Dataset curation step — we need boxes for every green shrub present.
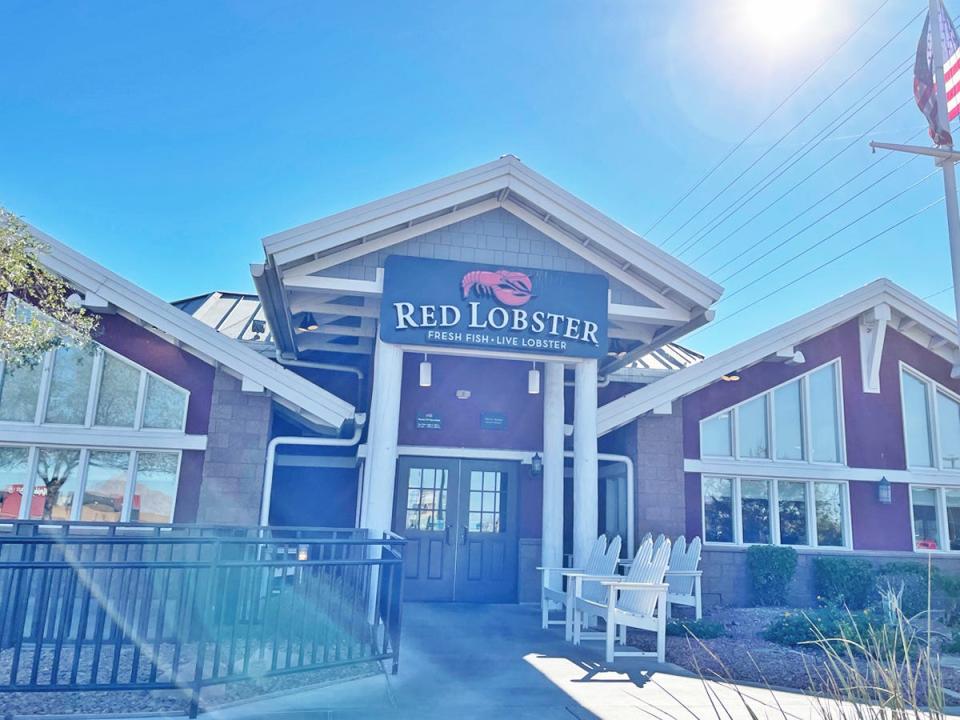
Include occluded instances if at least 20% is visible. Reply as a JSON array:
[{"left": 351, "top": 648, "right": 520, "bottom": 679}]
[
  {"left": 746, "top": 545, "right": 798, "bottom": 606},
  {"left": 813, "top": 556, "right": 875, "bottom": 609},
  {"left": 665, "top": 619, "right": 726, "bottom": 639},
  {"left": 763, "top": 606, "right": 874, "bottom": 647},
  {"left": 937, "top": 573, "right": 960, "bottom": 627},
  {"left": 876, "top": 562, "right": 932, "bottom": 618},
  {"left": 942, "top": 629, "right": 960, "bottom": 654}
]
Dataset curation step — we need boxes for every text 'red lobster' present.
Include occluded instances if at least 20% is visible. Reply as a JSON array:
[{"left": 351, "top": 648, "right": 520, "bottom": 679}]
[{"left": 461, "top": 270, "right": 533, "bottom": 307}]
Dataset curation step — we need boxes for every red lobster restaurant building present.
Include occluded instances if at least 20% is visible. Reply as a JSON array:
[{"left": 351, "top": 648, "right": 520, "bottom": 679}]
[{"left": 4, "top": 156, "right": 960, "bottom": 606}]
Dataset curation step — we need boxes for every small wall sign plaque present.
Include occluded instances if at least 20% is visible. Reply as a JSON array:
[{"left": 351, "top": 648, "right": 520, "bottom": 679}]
[
  {"left": 415, "top": 412, "right": 442, "bottom": 430},
  {"left": 480, "top": 412, "right": 508, "bottom": 431}
]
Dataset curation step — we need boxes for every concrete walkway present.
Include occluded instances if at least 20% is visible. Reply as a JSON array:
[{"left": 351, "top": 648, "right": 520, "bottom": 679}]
[{"left": 177, "top": 603, "right": 835, "bottom": 720}]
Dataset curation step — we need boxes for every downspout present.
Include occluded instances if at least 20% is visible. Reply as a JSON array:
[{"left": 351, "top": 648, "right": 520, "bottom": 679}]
[
  {"left": 273, "top": 349, "right": 365, "bottom": 379},
  {"left": 560, "top": 450, "right": 635, "bottom": 554},
  {"left": 259, "top": 415, "right": 366, "bottom": 526}
]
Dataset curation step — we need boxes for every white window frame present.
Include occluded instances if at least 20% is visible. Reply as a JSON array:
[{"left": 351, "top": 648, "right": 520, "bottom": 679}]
[
  {"left": 701, "top": 474, "right": 852, "bottom": 550},
  {"left": 0, "top": 341, "right": 191, "bottom": 437},
  {"left": 2, "top": 442, "right": 182, "bottom": 523},
  {"left": 698, "top": 359, "right": 846, "bottom": 468},
  {"left": 900, "top": 363, "right": 960, "bottom": 474},
  {"left": 906, "top": 484, "right": 960, "bottom": 554}
]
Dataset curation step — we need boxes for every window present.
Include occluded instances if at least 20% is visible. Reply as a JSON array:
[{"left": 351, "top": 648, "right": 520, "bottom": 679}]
[
  {"left": 45, "top": 345, "right": 96, "bottom": 424},
  {"left": 902, "top": 369, "right": 935, "bottom": 468},
  {"left": 774, "top": 380, "right": 804, "bottom": 461},
  {"left": 737, "top": 396, "right": 769, "bottom": 459},
  {"left": 740, "top": 479, "right": 771, "bottom": 543},
  {"left": 947, "top": 490, "right": 960, "bottom": 552},
  {"left": 0, "top": 339, "right": 189, "bottom": 433},
  {"left": 0, "top": 444, "right": 180, "bottom": 523},
  {"left": 699, "top": 361, "right": 843, "bottom": 465},
  {"left": 778, "top": 481, "right": 808, "bottom": 546},
  {"left": 702, "top": 475, "right": 850, "bottom": 548},
  {"left": 468, "top": 470, "right": 504, "bottom": 533},
  {"left": 0, "top": 362, "right": 42, "bottom": 422},
  {"left": 809, "top": 365, "right": 841, "bottom": 463},
  {"left": 403, "top": 466, "right": 448, "bottom": 531},
  {"left": 701, "top": 412, "right": 732, "bottom": 457},
  {"left": 911, "top": 487, "right": 941, "bottom": 550},
  {"left": 702, "top": 477, "right": 734, "bottom": 543}
]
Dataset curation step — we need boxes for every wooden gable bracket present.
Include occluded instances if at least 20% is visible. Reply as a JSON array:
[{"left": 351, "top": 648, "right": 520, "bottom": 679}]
[{"left": 859, "top": 303, "right": 891, "bottom": 394}]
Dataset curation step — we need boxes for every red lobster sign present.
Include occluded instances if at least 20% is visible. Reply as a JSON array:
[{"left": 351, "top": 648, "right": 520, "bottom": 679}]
[{"left": 461, "top": 269, "right": 533, "bottom": 307}]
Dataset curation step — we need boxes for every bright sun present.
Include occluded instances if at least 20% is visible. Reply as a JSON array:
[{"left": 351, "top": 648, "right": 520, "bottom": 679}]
[{"left": 737, "top": 0, "right": 824, "bottom": 47}]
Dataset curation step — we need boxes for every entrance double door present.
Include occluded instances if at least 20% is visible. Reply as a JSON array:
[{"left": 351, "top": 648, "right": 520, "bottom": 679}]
[{"left": 394, "top": 457, "right": 519, "bottom": 602}]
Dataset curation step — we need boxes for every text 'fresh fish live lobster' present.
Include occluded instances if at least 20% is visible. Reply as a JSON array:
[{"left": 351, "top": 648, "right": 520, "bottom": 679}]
[{"left": 379, "top": 255, "right": 609, "bottom": 358}]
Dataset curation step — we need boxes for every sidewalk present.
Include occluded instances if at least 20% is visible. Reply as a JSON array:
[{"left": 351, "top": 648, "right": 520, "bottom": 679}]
[{"left": 122, "top": 603, "right": 852, "bottom": 719}]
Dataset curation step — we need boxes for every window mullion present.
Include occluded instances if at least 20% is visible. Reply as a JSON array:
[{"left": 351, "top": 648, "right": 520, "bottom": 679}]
[
  {"left": 133, "top": 371, "right": 147, "bottom": 431},
  {"left": 801, "top": 376, "right": 813, "bottom": 463},
  {"left": 121, "top": 451, "right": 137, "bottom": 522},
  {"left": 732, "top": 477, "right": 743, "bottom": 544},
  {"left": 771, "top": 480, "right": 781, "bottom": 545},
  {"left": 18, "top": 446, "right": 39, "bottom": 520},
  {"left": 939, "top": 488, "right": 950, "bottom": 552},
  {"left": 72, "top": 448, "right": 90, "bottom": 521},
  {"left": 84, "top": 350, "right": 104, "bottom": 428},
  {"left": 931, "top": 378, "right": 943, "bottom": 471},
  {"left": 767, "top": 393, "right": 776, "bottom": 461},
  {"left": 808, "top": 482, "right": 817, "bottom": 548},
  {"left": 732, "top": 408, "right": 740, "bottom": 460},
  {"left": 33, "top": 352, "right": 54, "bottom": 426}
]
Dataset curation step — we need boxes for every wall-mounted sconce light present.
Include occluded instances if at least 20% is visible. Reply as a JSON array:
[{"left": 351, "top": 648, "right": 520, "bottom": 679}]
[
  {"left": 878, "top": 475, "right": 892, "bottom": 505},
  {"left": 419, "top": 354, "right": 432, "bottom": 388},
  {"left": 721, "top": 373, "right": 741, "bottom": 382},
  {"left": 528, "top": 362, "right": 541, "bottom": 395},
  {"left": 298, "top": 313, "right": 319, "bottom": 332},
  {"left": 530, "top": 452, "right": 543, "bottom": 476}
]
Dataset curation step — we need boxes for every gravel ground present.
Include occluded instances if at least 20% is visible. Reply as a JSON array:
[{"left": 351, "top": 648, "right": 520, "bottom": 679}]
[
  {"left": 629, "top": 606, "right": 960, "bottom": 698},
  {"left": 0, "top": 642, "right": 380, "bottom": 717}
]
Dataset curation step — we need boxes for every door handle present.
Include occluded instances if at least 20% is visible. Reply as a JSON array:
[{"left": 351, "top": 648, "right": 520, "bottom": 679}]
[
  {"left": 444, "top": 523, "right": 452, "bottom": 545},
  {"left": 460, "top": 526, "right": 468, "bottom": 545}
]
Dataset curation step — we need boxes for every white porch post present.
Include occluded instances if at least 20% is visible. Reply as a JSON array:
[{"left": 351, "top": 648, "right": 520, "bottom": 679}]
[
  {"left": 542, "top": 362, "right": 565, "bottom": 586},
  {"left": 360, "top": 336, "right": 403, "bottom": 535},
  {"left": 573, "top": 358, "right": 599, "bottom": 566}
]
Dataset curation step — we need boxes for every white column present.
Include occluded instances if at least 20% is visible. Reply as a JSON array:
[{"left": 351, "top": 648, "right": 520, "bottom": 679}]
[
  {"left": 360, "top": 337, "right": 403, "bottom": 535},
  {"left": 542, "top": 362, "right": 565, "bottom": 585},
  {"left": 573, "top": 358, "right": 599, "bottom": 566}
]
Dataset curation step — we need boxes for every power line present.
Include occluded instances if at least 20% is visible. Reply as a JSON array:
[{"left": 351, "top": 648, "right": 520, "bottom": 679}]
[
  {"left": 924, "top": 285, "right": 954, "bottom": 300},
  {"left": 657, "top": 6, "right": 924, "bottom": 250},
  {"left": 642, "top": 0, "right": 892, "bottom": 238},
  {"left": 708, "top": 128, "right": 926, "bottom": 277},
  {"left": 674, "top": 60, "right": 914, "bottom": 259},
  {"left": 716, "top": 169, "right": 939, "bottom": 305},
  {"left": 683, "top": 91, "right": 915, "bottom": 264},
  {"left": 684, "top": 198, "right": 944, "bottom": 340}
]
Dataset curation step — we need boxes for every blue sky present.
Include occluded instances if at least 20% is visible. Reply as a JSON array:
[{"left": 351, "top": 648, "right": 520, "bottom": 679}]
[{"left": 0, "top": 0, "right": 951, "bottom": 355}]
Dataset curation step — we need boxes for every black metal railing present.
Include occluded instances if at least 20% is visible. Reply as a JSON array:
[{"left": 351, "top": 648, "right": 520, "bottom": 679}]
[{"left": 0, "top": 520, "right": 405, "bottom": 717}]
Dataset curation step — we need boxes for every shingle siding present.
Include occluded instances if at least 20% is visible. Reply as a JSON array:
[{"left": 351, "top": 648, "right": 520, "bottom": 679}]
[{"left": 321, "top": 208, "right": 654, "bottom": 306}]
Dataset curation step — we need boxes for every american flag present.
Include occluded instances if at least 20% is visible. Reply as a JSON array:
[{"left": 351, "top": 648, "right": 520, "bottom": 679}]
[{"left": 915, "top": 1, "right": 960, "bottom": 145}]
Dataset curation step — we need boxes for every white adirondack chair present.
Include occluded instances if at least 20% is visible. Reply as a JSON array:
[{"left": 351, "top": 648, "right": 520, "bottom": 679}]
[
  {"left": 573, "top": 536, "right": 671, "bottom": 663},
  {"left": 538, "top": 535, "right": 607, "bottom": 637},
  {"left": 567, "top": 535, "right": 622, "bottom": 636},
  {"left": 665, "top": 535, "right": 703, "bottom": 620},
  {"left": 619, "top": 532, "right": 665, "bottom": 571}
]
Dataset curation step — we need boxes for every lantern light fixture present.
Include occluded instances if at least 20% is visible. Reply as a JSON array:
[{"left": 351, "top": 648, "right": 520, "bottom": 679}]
[
  {"left": 528, "top": 362, "right": 541, "bottom": 395},
  {"left": 419, "top": 354, "right": 432, "bottom": 388},
  {"left": 878, "top": 476, "right": 892, "bottom": 505},
  {"left": 530, "top": 452, "right": 543, "bottom": 476}
]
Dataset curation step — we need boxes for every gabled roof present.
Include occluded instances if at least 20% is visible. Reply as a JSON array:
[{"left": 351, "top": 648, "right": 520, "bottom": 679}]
[
  {"left": 30, "top": 228, "right": 356, "bottom": 430},
  {"left": 262, "top": 156, "right": 722, "bottom": 310},
  {"left": 256, "top": 156, "right": 724, "bottom": 362},
  {"left": 597, "top": 279, "right": 959, "bottom": 435}
]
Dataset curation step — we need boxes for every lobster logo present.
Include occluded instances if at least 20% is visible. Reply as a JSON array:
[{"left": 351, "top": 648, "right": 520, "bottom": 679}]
[{"left": 461, "top": 269, "right": 534, "bottom": 307}]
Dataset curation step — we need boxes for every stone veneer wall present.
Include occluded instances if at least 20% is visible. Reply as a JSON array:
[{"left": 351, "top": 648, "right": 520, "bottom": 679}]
[
  {"left": 197, "top": 368, "right": 273, "bottom": 525},
  {"left": 633, "top": 400, "right": 686, "bottom": 539}
]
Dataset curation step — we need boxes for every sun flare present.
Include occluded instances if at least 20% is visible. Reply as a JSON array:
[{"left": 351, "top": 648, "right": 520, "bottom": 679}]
[{"left": 738, "top": 0, "right": 824, "bottom": 47}]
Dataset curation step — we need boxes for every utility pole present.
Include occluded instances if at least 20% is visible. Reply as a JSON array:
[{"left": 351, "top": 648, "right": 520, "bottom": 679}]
[{"left": 871, "top": 0, "right": 960, "bottom": 376}]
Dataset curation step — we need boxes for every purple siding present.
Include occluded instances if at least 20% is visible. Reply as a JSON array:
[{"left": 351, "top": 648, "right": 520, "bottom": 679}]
[
  {"left": 682, "top": 317, "right": 960, "bottom": 553},
  {"left": 398, "top": 354, "right": 543, "bottom": 450},
  {"left": 94, "top": 314, "right": 216, "bottom": 523}
]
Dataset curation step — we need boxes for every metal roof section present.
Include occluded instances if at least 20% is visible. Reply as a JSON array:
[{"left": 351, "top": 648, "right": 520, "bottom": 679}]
[
  {"left": 255, "top": 156, "right": 724, "bottom": 364},
  {"left": 172, "top": 292, "right": 272, "bottom": 343},
  {"left": 597, "top": 278, "right": 960, "bottom": 436},
  {"left": 31, "top": 229, "right": 356, "bottom": 431}
]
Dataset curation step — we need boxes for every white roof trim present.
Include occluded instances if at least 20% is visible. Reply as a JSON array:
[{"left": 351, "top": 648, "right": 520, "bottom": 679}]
[
  {"left": 597, "top": 279, "right": 958, "bottom": 436},
  {"left": 262, "top": 156, "right": 722, "bottom": 311},
  {"left": 29, "top": 226, "right": 356, "bottom": 430}
]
